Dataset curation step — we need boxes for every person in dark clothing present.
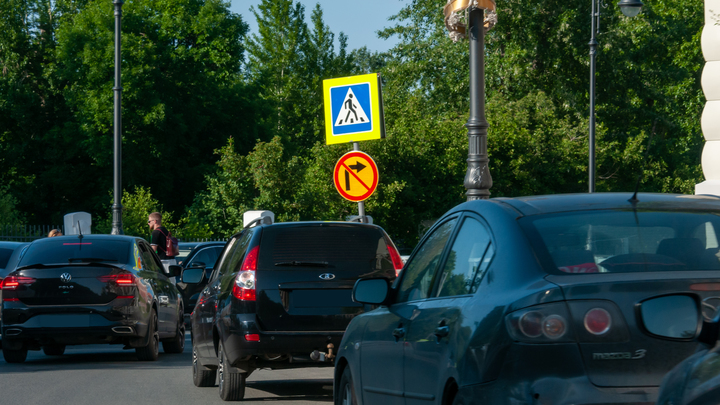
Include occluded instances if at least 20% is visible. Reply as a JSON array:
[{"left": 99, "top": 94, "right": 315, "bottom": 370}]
[{"left": 148, "top": 211, "right": 176, "bottom": 273}]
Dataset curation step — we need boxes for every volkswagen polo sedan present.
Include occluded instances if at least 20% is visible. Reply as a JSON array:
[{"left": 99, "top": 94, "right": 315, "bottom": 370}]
[{"left": 334, "top": 193, "right": 720, "bottom": 405}]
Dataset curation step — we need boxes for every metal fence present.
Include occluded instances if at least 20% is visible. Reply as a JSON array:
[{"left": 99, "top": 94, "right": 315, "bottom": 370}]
[{"left": 0, "top": 224, "right": 65, "bottom": 242}]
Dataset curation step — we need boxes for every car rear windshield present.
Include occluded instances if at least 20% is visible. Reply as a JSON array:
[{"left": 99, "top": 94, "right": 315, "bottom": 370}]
[
  {"left": 258, "top": 225, "right": 393, "bottom": 271},
  {"left": 520, "top": 210, "right": 720, "bottom": 274},
  {"left": 18, "top": 240, "right": 131, "bottom": 267},
  {"left": 0, "top": 248, "right": 14, "bottom": 269}
]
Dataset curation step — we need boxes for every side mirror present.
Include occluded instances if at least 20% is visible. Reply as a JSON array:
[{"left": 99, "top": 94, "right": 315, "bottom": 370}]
[
  {"left": 353, "top": 278, "right": 390, "bottom": 305},
  {"left": 641, "top": 295, "right": 700, "bottom": 339},
  {"left": 168, "top": 264, "right": 182, "bottom": 277},
  {"left": 182, "top": 268, "right": 206, "bottom": 284}
]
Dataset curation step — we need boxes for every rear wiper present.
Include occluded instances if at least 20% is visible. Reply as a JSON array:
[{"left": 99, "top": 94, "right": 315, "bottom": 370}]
[
  {"left": 69, "top": 258, "right": 118, "bottom": 263},
  {"left": 275, "top": 261, "right": 329, "bottom": 267}
]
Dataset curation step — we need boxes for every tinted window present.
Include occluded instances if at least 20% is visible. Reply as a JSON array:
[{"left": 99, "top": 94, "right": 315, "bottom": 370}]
[
  {"left": 19, "top": 239, "right": 131, "bottom": 266},
  {"left": 138, "top": 242, "right": 163, "bottom": 273},
  {"left": 257, "top": 225, "right": 393, "bottom": 272},
  {"left": 217, "top": 231, "right": 252, "bottom": 277},
  {"left": 0, "top": 248, "right": 14, "bottom": 269},
  {"left": 521, "top": 211, "right": 720, "bottom": 274},
  {"left": 187, "top": 247, "right": 222, "bottom": 268},
  {"left": 397, "top": 218, "right": 457, "bottom": 303},
  {"left": 435, "top": 217, "right": 493, "bottom": 297}
]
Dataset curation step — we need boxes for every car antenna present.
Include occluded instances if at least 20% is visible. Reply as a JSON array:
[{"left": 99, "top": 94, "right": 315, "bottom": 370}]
[
  {"left": 77, "top": 220, "right": 83, "bottom": 240},
  {"left": 629, "top": 120, "right": 657, "bottom": 205}
]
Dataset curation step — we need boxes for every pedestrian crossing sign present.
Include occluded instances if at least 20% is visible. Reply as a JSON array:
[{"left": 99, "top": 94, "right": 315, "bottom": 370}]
[{"left": 323, "top": 73, "right": 386, "bottom": 145}]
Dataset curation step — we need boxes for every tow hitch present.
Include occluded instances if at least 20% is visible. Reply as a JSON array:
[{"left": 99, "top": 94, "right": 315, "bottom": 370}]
[{"left": 310, "top": 343, "right": 335, "bottom": 362}]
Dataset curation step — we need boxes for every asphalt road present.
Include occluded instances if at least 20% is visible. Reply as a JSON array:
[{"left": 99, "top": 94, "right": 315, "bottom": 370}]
[{"left": 0, "top": 333, "right": 334, "bottom": 405}]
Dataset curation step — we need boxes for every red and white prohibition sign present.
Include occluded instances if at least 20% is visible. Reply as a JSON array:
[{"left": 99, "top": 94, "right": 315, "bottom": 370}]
[{"left": 333, "top": 151, "right": 379, "bottom": 202}]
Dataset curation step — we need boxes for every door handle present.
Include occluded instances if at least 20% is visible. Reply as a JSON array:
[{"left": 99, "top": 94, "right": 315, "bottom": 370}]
[
  {"left": 434, "top": 325, "right": 449, "bottom": 341},
  {"left": 392, "top": 327, "right": 405, "bottom": 341}
]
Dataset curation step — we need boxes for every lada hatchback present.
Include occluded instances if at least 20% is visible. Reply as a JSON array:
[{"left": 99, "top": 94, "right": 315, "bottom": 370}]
[{"left": 185, "top": 215, "right": 403, "bottom": 401}]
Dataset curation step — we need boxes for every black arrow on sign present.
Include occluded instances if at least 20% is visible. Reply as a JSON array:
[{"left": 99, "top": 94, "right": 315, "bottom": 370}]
[{"left": 348, "top": 161, "right": 366, "bottom": 173}]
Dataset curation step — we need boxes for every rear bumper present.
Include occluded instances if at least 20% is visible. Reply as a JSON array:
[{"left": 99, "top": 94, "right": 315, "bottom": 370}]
[{"left": 223, "top": 313, "right": 344, "bottom": 368}]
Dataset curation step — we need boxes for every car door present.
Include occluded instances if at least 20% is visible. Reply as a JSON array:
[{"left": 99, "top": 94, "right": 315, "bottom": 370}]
[
  {"left": 138, "top": 241, "right": 177, "bottom": 334},
  {"left": 359, "top": 217, "right": 459, "bottom": 405},
  {"left": 403, "top": 214, "right": 495, "bottom": 405}
]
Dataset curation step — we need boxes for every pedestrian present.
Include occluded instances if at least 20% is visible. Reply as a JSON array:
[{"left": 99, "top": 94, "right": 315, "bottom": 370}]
[
  {"left": 148, "top": 212, "right": 177, "bottom": 273},
  {"left": 48, "top": 229, "right": 63, "bottom": 237}
]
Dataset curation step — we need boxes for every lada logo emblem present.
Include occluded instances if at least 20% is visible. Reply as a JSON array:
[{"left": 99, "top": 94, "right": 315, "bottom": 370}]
[
  {"left": 319, "top": 273, "right": 335, "bottom": 280},
  {"left": 60, "top": 273, "right": 72, "bottom": 283}
]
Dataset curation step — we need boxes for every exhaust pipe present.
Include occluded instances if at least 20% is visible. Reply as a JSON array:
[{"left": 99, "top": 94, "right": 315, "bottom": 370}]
[
  {"left": 112, "top": 326, "right": 134, "bottom": 334},
  {"left": 4, "top": 329, "right": 22, "bottom": 336}
]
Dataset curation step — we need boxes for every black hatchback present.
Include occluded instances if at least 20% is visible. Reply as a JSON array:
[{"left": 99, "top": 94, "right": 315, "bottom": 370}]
[
  {"left": 1, "top": 234, "right": 185, "bottom": 362},
  {"left": 186, "top": 217, "right": 403, "bottom": 401},
  {"left": 335, "top": 193, "right": 720, "bottom": 405}
]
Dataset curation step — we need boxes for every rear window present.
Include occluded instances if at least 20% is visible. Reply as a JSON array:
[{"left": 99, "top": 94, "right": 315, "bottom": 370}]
[
  {"left": 0, "top": 248, "right": 14, "bottom": 269},
  {"left": 520, "top": 210, "right": 720, "bottom": 274},
  {"left": 18, "top": 240, "right": 131, "bottom": 266},
  {"left": 258, "top": 225, "right": 393, "bottom": 271}
]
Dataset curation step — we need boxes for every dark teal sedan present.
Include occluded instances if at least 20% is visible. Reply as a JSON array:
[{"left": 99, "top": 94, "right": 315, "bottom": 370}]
[{"left": 334, "top": 193, "right": 720, "bottom": 405}]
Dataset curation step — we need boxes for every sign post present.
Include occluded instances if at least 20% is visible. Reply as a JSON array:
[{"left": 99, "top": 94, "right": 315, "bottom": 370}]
[{"left": 324, "top": 73, "right": 385, "bottom": 223}]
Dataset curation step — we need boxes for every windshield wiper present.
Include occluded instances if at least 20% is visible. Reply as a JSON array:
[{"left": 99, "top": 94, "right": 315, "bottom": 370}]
[
  {"left": 69, "top": 258, "right": 118, "bottom": 263},
  {"left": 275, "top": 261, "right": 329, "bottom": 267}
]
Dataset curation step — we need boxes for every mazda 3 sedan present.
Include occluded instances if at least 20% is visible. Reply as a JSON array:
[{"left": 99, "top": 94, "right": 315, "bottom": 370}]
[
  {"left": 334, "top": 193, "right": 720, "bottom": 405},
  {"left": 1, "top": 234, "right": 185, "bottom": 362}
]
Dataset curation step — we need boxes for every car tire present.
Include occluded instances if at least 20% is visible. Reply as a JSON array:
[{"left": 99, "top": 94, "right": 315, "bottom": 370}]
[
  {"left": 218, "top": 342, "right": 246, "bottom": 401},
  {"left": 337, "top": 366, "right": 358, "bottom": 405},
  {"left": 193, "top": 344, "right": 216, "bottom": 387},
  {"left": 136, "top": 310, "right": 159, "bottom": 361},
  {"left": 43, "top": 344, "right": 66, "bottom": 356},
  {"left": 2, "top": 346, "right": 28, "bottom": 363},
  {"left": 162, "top": 316, "right": 185, "bottom": 354}
]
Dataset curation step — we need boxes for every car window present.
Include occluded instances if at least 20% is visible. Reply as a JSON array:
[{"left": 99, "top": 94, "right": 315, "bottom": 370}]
[
  {"left": 18, "top": 239, "right": 130, "bottom": 266},
  {"left": 434, "top": 216, "right": 494, "bottom": 298},
  {"left": 187, "top": 247, "right": 222, "bottom": 268},
  {"left": 521, "top": 210, "right": 720, "bottom": 274},
  {"left": 138, "top": 242, "right": 163, "bottom": 274},
  {"left": 0, "top": 248, "right": 14, "bottom": 269},
  {"left": 217, "top": 231, "right": 252, "bottom": 278},
  {"left": 396, "top": 218, "right": 458, "bottom": 303}
]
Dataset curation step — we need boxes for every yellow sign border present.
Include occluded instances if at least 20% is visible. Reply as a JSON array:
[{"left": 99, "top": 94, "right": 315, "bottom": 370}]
[{"left": 323, "top": 73, "right": 385, "bottom": 145}]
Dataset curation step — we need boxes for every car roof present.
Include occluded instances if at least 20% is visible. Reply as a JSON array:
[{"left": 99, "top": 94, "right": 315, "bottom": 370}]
[
  {"left": 488, "top": 192, "right": 720, "bottom": 217},
  {"left": 27, "top": 234, "right": 140, "bottom": 246},
  {"left": 0, "top": 241, "right": 27, "bottom": 248}
]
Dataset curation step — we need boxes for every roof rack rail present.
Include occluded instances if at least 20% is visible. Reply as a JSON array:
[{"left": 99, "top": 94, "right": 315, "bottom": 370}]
[
  {"left": 346, "top": 215, "right": 373, "bottom": 224},
  {"left": 243, "top": 211, "right": 274, "bottom": 228}
]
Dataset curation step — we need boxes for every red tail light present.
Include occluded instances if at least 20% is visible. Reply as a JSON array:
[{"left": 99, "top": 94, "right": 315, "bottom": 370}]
[
  {"left": 97, "top": 273, "right": 137, "bottom": 285},
  {"left": 386, "top": 243, "right": 404, "bottom": 277},
  {"left": 244, "top": 334, "right": 260, "bottom": 342},
  {"left": 584, "top": 308, "right": 612, "bottom": 335},
  {"left": 241, "top": 246, "right": 259, "bottom": 271},
  {"left": 1, "top": 276, "right": 36, "bottom": 290},
  {"left": 232, "top": 270, "right": 256, "bottom": 301}
]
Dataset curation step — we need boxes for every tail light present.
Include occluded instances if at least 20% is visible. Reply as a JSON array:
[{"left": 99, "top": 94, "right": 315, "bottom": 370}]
[
  {"left": 244, "top": 334, "right": 260, "bottom": 342},
  {"left": 233, "top": 246, "right": 258, "bottom": 301},
  {"left": 1, "top": 276, "right": 37, "bottom": 290},
  {"left": 506, "top": 303, "right": 574, "bottom": 342},
  {"left": 584, "top": 308, "right": 612, "bottom": 335},
  {"left": 386, "top": 242, "right": 404, "bottom": 277},
  {"left": 97, "top": 273, "right": 137, "bottom": 285}
]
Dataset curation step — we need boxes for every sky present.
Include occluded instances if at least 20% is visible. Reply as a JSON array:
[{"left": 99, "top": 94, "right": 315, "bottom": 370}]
[{"left": 229, "top": 0, "right": 406, "bottom": 53}]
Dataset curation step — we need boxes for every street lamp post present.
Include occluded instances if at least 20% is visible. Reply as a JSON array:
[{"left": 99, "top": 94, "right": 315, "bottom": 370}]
[
  {"left": 111, "top": 0, "right": 124, "bottom": 235},
  {"left": 444, "top": 0, "right": 497, "bottom": 201},
  {"left": 588, "top": 0, "right": 643, "bottom": 193}
]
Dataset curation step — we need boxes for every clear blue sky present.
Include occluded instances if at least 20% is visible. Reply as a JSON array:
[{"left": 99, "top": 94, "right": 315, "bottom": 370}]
[{"left": 229, "top": 0, "right": 406, "bottom": 53}]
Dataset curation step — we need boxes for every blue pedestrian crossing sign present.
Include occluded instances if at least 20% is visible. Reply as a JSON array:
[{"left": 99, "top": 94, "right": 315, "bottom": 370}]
[{"left": 323, "top": 73, "right": 386, "bottom": 145}]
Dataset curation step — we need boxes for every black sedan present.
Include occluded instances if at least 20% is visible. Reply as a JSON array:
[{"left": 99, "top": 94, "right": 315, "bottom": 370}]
[
  {"left": 0, "top": 241, "right": 29, "bottom": 342},
  {"left": 334, "top": 192, "right": 720, "bottom": 405},
  {"left": 1, "top": 234, "right": 185, "bottom": 362}
]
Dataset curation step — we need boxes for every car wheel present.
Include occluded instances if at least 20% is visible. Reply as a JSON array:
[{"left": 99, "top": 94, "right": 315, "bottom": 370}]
[
  {"left": 136, "top": 310, "right": 159, "bottom": 361},
  {"left": 192, "top": 344, "right": 216, "bottom": 387},
  {"left": 162, "top": 316, "right": 185, "bottom": 354},
  {"left": 337, "top": 366, "right": 358, "bottom": 405},
  {"left": 2, "top": 345, "right": 28, "bottom": 363},
  {"left": 218, "top": 342, "right": 246, "bottom": 401},
  {"left": 43, "top": 344, "right": 66, "bottom": 356}
]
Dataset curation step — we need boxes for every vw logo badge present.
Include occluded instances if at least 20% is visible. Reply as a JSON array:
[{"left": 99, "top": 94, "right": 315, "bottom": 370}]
[
  {"left": 60, "top": 273, "right": 72, "bottom": 283},
  {"left": 319, "top": 273, "right": 335, "bottom": 280}
]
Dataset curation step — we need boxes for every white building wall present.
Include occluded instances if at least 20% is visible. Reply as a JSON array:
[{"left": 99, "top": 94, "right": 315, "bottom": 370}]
[{"left": 697, "top": 0, "right": 720, "bottom": 195}]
